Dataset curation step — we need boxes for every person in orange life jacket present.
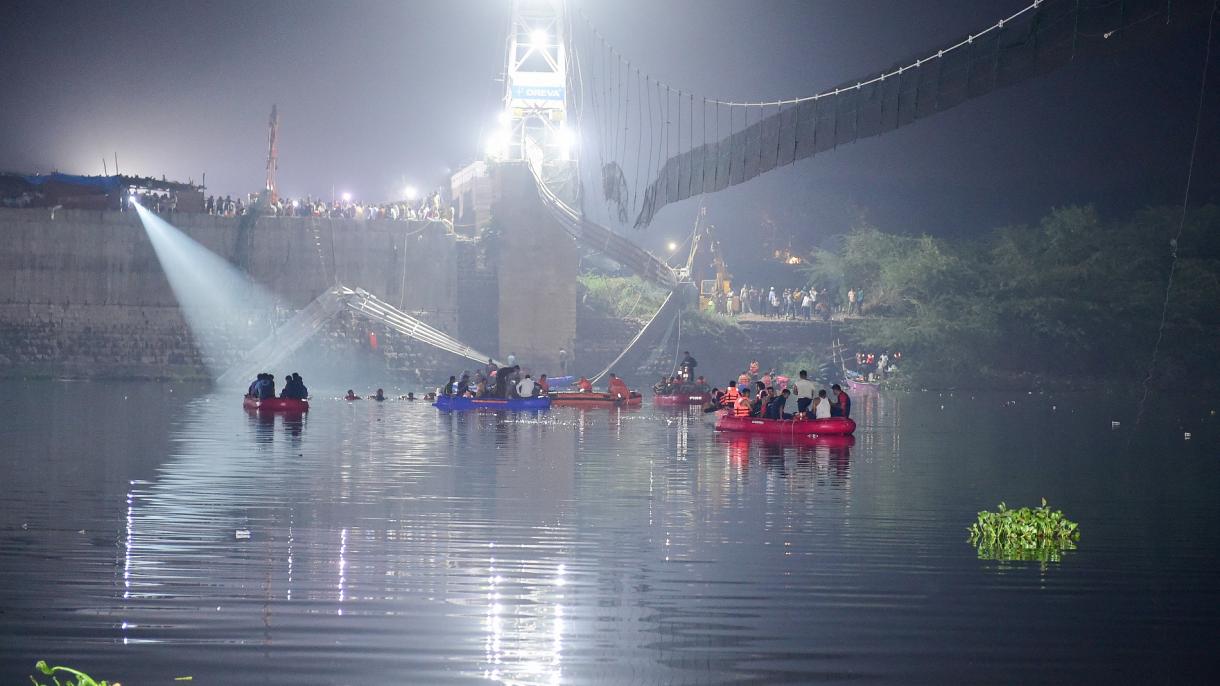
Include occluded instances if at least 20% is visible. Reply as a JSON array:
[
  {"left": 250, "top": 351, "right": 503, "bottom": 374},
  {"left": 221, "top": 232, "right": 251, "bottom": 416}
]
[
  {"left": 733, "top": 388, "right": 752, "bottom": 416},
  {"left": 577, "top": 376, "right": 593, "bottom": 392},
  {"left": 607, "top": 373, "right": 630, "bottom": 399},
  {"left": 721, "top": 382, "right": 740, "bottom": 405},
  {"left": 537, "top": 374, "right": 549, "bottom": 394}
]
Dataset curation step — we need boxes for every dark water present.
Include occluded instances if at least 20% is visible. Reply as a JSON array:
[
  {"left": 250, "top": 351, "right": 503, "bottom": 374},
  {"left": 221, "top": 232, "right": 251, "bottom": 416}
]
[{"left": 1, "top": 381, "right": 1218, "bottom": 685}]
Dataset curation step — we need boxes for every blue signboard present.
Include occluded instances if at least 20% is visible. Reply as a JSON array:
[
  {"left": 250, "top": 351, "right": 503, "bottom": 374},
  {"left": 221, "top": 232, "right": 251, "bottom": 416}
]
[{"left": 511, "top": 85, "right": 565, "bottom": 101}]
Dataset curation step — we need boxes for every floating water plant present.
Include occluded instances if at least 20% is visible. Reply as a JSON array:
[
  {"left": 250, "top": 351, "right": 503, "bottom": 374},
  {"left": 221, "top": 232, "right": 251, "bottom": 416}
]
[
  {"left": 968, "top": 499, "right": 1080, "bottom": 562},
  {"left": 29, "top": 660, "right": 116, "bottom": 686}
]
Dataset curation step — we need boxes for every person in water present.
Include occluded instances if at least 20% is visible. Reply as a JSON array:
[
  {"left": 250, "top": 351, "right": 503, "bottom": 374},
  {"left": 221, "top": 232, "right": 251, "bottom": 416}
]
[
  {"left": 404, "top": 392, "right": 416, "bottom": 400},
  {"left": 374, "top": 388, "right": 386, "bottom": 401},
  {"left": 345, "top": 389, "right": 361, "bottom": 400}
]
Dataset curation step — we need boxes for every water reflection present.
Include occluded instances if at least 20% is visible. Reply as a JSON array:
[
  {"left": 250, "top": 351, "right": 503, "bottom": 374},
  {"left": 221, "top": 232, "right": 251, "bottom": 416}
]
[{"left": 4, "top": 382, "right": 1220, "bottom": 684}]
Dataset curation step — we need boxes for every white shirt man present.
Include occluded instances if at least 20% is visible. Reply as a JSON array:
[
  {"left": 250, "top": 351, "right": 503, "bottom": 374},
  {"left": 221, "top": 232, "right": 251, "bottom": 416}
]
[
  {"left": 792, "top": 371, "right": 816, "bottom": 414},
  {"left": 813, "top": 391, "right": 833, "bottom": 419},
  {"left": 516, "top": 376, "right": 536, "bottom": 398}
]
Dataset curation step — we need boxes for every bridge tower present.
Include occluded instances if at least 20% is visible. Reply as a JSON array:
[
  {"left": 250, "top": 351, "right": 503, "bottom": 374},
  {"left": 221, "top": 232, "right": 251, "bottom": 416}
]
[{"left": 490, "top": 0, "right": 574, "bottom": 166}]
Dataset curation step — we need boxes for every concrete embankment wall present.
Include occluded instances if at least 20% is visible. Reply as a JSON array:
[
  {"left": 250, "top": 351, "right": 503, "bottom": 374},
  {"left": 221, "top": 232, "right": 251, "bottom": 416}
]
[{"left": 0, "top": 208, "right": 460, "bottom": 379}]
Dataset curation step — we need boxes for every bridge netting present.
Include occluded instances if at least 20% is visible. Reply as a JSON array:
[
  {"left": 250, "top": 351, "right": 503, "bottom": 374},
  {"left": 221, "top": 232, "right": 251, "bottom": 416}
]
[
  {"left": 564, "top": 0, "right": 1215, "bottom": 229},
  {"left": 216, "top": 285, "right": 502, "bottom": 387}
]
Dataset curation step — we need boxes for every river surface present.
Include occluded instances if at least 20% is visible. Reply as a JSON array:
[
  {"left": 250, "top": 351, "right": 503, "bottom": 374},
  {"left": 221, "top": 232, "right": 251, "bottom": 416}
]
[{"left": 1, "top": 380, "right": 1217, "bottom": 684}]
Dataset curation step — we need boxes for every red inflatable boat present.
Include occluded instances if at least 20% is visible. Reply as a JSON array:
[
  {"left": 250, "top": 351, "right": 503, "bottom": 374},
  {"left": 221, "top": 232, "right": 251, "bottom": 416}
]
[
  {"left": 715, "top": 413, "right": 855, "bottom": 436},
  {"left": 243, "top": 397, "right": 310, "bottom": 412}
]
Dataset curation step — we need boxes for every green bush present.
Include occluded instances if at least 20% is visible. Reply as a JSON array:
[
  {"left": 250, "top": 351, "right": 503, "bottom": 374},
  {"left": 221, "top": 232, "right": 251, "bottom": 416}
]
[{"left": 578, "top": 274, "right": 667, "bottom": 320}]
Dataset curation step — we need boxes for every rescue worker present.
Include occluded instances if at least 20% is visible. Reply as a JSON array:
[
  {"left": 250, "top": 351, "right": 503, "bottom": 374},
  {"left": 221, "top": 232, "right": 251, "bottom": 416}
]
[
  {"left": 720, "top": 380, "right": 741, "bottom": 406},
  {"left": 516, "top": 374, "right": 537, "bottom": 398},
  {"left": 679, "top": 351, "right": 697, "bottom": 381},
  {"left": 733, "top": 388, "right": 752, "bottom": 416},
  {"left": 608, "top": 373, "right": 630, "bottom": 399},
  {"left": 831, "top": 384, "right": 852, "bottom": 418}
]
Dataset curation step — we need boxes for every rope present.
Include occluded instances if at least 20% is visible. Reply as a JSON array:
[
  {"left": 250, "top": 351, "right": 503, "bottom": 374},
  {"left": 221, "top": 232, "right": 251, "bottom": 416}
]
[{"left": 1135, "top": 0, "right": 1217, "bottom": 426}]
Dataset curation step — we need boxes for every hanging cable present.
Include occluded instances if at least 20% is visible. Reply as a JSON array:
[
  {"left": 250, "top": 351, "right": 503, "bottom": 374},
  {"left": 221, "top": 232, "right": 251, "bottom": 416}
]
[{"left": 1135, "top": 0, "right": 1217, "bottom": 426}]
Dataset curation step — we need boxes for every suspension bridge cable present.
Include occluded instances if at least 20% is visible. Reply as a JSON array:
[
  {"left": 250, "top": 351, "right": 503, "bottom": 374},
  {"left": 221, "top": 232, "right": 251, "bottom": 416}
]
[{"left": 1135, "top": 0, "right": 1217, "bottom": 426}]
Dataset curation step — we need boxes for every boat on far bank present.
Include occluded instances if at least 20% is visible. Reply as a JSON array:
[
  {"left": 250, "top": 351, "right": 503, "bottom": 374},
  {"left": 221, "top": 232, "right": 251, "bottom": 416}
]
[
  {"left": 433, "top": 395, "right": 551, "bottom": 411},
  {"left": 715, "top": 413, "right": 855, "bottom": 437},
  {"left": 243, "top": 397, "right": 309, "bottom": 412}
]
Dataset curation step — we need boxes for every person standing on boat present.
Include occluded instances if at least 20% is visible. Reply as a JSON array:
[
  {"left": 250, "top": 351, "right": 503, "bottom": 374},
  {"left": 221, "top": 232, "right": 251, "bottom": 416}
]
[
  {"left": 516, "top": 375, "right": 537, "bottom": 398},
  {"left": 537, "top": 374, "right": 550, "bottom": 394},
  {"left": 442, "top": 376, "right": 457, "bottom": 396},
  {"left": 812, "top": 389, "right": 833, "bottom": 419},
  {"left": 830, "top": 384, "right": 851, "bottom": 418},
  {"left": 793, "top": 370, "right": 816, "bottom": 414},
  {"left": 679, "top": 351, "right": 697, "bottom": 381}
]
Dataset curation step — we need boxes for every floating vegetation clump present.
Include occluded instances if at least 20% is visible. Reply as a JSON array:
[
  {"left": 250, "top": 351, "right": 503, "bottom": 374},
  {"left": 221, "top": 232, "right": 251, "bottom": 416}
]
[
  {"left": 29, "top": 660, "right": 116, "bottom": 686},
  {"left": 968, "top": 499, "right": 1080, "bottom": 562}
]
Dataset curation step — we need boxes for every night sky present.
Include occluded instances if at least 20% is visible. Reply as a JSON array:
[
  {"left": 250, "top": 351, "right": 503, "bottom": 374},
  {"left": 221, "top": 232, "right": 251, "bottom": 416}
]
[{"left": 2, "top": 0, "right": 1217, "bottom": 259}]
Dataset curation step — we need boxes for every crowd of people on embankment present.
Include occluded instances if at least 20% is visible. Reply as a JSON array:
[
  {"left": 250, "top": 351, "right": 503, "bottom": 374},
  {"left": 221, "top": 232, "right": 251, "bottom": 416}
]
[
  {"left": 203, "top": 189, "right": 453, "bottom": 222},
  {"left": 703, "top": 285, "right": 868, "bottom": 320}
]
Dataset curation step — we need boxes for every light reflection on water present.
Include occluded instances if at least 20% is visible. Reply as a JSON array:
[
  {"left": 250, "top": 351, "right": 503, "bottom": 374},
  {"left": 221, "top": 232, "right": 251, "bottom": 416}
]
[{"left": 1, "top": 381, "right": 1218, "bottom": 684}]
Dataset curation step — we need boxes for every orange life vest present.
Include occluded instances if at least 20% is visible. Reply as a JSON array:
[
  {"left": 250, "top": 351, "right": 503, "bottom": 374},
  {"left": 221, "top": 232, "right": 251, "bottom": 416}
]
[
  {"left": 733, "top": 396, "right": 751, "bottom": 416},
  {"left": 722, "top": 386, "right": 740, "bottom": 404}
]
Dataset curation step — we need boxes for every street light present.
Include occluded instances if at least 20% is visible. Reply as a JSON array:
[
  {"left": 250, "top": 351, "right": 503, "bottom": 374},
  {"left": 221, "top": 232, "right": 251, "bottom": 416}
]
[
  {"left": 531, "top": 29, "right": 547, "bottom": 49},
  {"left": 341, "top": 192, "right": 352, "bottom": 203},
  {"left": 667, "top": 241, "right": 678, "bottom": 253},
  {"left": 404, "top": 186, "right": 418, "bottom": 201}
]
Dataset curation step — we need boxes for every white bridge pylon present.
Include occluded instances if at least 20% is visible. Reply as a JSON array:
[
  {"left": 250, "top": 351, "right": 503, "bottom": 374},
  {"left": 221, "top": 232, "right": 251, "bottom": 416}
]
[{"left": 215, "top": 285, "right": 502, "bottom": 387}]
